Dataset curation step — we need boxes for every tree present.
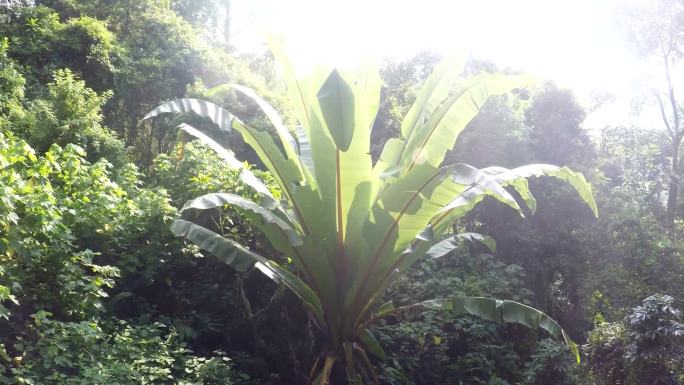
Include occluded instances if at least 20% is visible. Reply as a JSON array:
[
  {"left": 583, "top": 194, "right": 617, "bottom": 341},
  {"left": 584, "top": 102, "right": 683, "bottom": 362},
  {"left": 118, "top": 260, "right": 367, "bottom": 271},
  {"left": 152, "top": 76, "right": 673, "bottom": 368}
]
[
  {"left": 526, "top": 83, "right": 595, "bottom": 171},
  {"left": 620, "top": 0, "right": 684, "bottom": 237},
  {"left": 144, "top": 50, "right": 598, "bottom": 384},
  {"left": 371, "top": 52, "right": 441, "bottom": 159},
  {"left": 16, "top": 69, "right": 127, "bottom": 166}
]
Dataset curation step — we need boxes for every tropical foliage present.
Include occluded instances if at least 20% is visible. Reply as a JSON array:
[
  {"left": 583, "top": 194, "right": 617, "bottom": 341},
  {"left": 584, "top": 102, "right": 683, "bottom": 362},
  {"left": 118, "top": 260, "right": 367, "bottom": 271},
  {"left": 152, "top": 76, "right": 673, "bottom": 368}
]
[
  {"left": 0, "top": 1, "right": 682, "bottom": 384},
  {"left": 144, "top": 50, "right": 597, "bottom": 383}
]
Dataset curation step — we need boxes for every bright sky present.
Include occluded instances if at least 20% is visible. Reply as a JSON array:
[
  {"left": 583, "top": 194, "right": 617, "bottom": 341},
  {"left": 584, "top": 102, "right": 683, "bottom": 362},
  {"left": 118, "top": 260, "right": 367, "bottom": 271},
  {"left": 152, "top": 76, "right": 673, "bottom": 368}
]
[{"left": 230, "top": 0, "right": 665, "bottom": 131}]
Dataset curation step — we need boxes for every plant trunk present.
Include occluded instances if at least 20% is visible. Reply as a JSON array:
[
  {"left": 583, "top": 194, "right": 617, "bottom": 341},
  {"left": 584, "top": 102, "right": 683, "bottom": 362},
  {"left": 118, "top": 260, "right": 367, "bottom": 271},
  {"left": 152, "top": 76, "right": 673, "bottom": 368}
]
[
  {"left": 667, "top": 137, "right": 680, "bottom": 241},
  {"left": 662, "top": 53, "right": 680, "bottom": 241}
]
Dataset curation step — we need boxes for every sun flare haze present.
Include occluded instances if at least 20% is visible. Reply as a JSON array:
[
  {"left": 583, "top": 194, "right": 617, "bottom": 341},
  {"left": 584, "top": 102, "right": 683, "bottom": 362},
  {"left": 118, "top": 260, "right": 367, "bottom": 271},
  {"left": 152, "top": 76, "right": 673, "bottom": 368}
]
[{"left": 230, "top": 0, "right": 673, "bottom": 130}]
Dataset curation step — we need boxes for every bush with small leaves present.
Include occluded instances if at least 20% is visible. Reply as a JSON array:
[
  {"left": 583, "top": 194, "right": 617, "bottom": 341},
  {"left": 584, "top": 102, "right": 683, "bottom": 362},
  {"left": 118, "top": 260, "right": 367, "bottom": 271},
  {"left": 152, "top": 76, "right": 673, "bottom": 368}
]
[
  {"left": 376, "top": 253, "right": 534, "bottom": 385},
  {"left": 522, "top": 339, "right": 581, "bottom": 385},
  {"left": 585, "top": 295, "right": 683, "bottom": 385},
  {"left": 7, "top": 311, "right": 253, "bottom": 385},
  {"left": 15, "top": 69, "right": 127, "bottom": 167}
]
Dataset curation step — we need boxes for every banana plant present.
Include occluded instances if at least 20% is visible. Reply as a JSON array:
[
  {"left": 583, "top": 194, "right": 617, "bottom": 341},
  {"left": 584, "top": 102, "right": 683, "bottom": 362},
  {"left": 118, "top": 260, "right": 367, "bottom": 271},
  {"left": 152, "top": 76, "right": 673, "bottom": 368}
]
[{"left": 144, "top": 52, "right": 598, "bottom": 384}]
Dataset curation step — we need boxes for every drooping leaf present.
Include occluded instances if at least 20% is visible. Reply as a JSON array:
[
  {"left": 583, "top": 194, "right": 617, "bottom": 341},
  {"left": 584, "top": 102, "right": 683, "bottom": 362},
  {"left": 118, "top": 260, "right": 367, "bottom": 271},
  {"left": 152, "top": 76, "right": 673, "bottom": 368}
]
[
  {"left": 216, "top": 84, "right": 303, "bottom": 166},
  {"left": 170, "top": 219, "right": 258, "bottom": 272},
  {"left": 255, "top": 260, "right": 325, "bottom": 325},
  {"left": 145, "top": 100, "right": 311, "bottom": 212},
  {"left": 387, "top": 296, "right": 580, "bottom": 363},
  {"left": 448, "top": 164, "right": 521, "bottom": 214},
  {"left": 170, "top": 219, "right": 324, "bottom": 324},
  {"left": 457, "top": 232, "right": 496, "bottom": 252},
  {"left": 180, "top": 192, "right": 303, "bottom": 248},
  {"left": 147, "top": 106, "right": 337, "bottom": 306},
  {"left": 483, "top": 164, "right": 598, "bottom": 217},
  {"left": 177, "top": 123, "right": 241, "bottom": 168},
  {"left": 425, "top": 232, "right": 496, "bottom": 260},
  {"left": 430, "top": 164, "right": 525, "bottom": 237},
  {"left": 143, "top": 98, "right": 234, "bottom": 132}
]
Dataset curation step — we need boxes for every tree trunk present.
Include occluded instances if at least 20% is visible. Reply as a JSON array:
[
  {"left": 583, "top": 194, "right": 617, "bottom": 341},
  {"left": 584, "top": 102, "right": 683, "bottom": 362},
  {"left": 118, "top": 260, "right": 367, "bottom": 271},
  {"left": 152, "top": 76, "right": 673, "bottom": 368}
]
[
  {"left": 667, "top": 137, "right": 680, "bottom": 240},
  {"left": 660, "top": 53, "right": 680, "bottom": 241}
]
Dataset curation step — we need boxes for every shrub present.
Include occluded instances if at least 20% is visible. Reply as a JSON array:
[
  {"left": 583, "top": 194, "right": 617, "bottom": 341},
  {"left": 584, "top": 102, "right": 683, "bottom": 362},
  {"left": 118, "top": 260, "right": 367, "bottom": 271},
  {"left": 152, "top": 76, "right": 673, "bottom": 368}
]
[
  {"left": 7, "top": 311, "right": 250, "bottom": 385},
  {"left": 585, "top": 295, "right": 684, "bottom": 385},
  {"left": 522, "top": 339, "right": 580, "bottom": 385}
]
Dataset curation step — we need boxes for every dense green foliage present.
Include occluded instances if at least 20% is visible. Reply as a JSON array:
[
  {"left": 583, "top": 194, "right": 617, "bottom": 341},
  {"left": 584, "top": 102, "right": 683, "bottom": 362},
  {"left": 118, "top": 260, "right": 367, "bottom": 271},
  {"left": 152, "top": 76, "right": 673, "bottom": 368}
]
[{"left": 0, "top": 1, "right": 682, "bottom": 384}]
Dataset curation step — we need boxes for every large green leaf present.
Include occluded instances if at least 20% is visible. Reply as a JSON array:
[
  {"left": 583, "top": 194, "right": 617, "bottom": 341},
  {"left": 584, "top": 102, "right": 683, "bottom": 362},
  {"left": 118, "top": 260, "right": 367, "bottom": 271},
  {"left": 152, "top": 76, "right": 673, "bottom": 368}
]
[
  {"left": 294, "top": 67, "right": 380, "bottom": 304},
  {"left": 312, "top": 69, "right": 357, "bottom": 288},
  {"left": 264, "top": 56, "right": 382, "bottom": 297},
  {"left": 170, "top": 219, "right": 324, "bottom": 324},
  {"left": 399, "top": 73, "right": 535, "bottom": 172},
  {"left": 143, "top": 98, "right": 234, "bottom": 132},
  {"left": 385, "top": 296, "right": 580, "bottom": 363},
  {"left": 171, "top": 219, "right": 260, "bottom": 272},
  {"left": 267, "top": 38, "right": 322, "bottom": 135},
  {"left": 233, "top": 120, "right": 338, "bottom": 287},
  {"left": 425, "top": 232, "right": 496, "bottom": 259},
  {"left": 266, "top": 44, "right": 338, "bottom": 246},
  {"left": 429, "top": 164, "right": 527, "bottom": 237},
  {"left": 373, "top": 59, "right": 466, "bottom": 191},
  {"left": 230, "top": 120, "right": 342, "bottom": 331},
  {"left": 316, "top": 69, "right": 355, "bottom": 152},
  {"left": 400, "top": 57, "right": 467, "bottom": 140},
  {"left": 180, "top": 192, "right": 303, "bottom": 251}
]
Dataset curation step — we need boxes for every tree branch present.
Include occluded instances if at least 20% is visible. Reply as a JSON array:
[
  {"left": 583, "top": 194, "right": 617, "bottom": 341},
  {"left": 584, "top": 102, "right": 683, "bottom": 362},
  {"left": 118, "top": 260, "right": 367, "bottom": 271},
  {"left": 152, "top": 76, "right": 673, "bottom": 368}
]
[
  {"left": 656, "top": 92, "right": 675, "bottom": 140},
  {"left": 664, "top": 54, "right": 680, "bottom": 134}
]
